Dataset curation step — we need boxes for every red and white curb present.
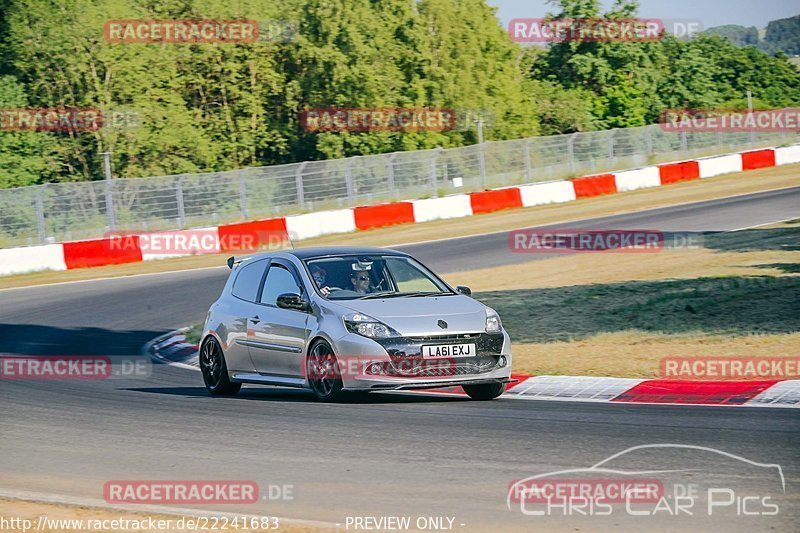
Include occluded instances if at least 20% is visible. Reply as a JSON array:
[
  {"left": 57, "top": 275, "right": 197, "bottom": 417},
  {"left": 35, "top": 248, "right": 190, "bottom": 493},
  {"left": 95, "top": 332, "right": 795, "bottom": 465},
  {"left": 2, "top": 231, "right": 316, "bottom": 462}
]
[
  {"left": 3, "top": 144, "right": 799, "bottom": 276},
  {"left": 143, "top": 329, "right": 199, "bottom": 370},
  {"left": 146, "top": 330, "right": 800, "bottom": 408}
]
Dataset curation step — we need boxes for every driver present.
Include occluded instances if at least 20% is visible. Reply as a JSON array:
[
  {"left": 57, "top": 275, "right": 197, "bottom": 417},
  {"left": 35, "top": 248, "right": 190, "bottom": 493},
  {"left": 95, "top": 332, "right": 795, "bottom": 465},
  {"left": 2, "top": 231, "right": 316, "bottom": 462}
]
[{"left": 350, "top": 267, "right": 373, "bottom": 294}]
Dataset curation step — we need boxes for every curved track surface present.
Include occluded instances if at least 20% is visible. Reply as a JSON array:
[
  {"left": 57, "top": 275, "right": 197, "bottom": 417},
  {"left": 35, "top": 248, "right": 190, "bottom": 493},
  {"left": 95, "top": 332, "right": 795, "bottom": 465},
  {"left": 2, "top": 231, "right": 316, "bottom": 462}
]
[{"left": 2, "top": 187, "right": 799, "bottom": 531}]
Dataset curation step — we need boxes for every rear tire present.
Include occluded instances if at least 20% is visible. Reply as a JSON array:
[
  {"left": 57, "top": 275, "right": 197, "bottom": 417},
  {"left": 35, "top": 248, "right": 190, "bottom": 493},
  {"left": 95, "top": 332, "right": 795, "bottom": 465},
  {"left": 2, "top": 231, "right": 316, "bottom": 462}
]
[
  {"left": 306, "top": 339, "right": 346, "bottom": 402},
  {"left": 462, "top": 382, "right": 504, "bottom": 400},
  {"left": 200, "top": 336, "right": 241, "bottom": 396}
]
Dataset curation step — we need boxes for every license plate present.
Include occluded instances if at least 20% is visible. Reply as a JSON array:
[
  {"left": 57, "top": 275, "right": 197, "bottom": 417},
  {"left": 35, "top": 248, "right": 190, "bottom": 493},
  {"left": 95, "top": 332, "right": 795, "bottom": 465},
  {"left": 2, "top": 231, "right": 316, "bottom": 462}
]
[{"left": 422, "top": 343, "right": 476, "bottom": 359}]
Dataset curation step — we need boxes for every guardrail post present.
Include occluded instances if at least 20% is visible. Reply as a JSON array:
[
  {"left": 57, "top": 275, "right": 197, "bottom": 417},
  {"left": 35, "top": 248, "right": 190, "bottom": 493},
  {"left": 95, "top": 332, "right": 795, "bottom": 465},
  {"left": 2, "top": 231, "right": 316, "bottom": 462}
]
[
  {"left": 238, "top": 175, "right": 248, "bottom": 219},
  {"left": 524, "top": 139, "right": 533, "bottom": 182},
  {"left": 295, "top": 162, "right": 307, "bottom": 207},
  {"left": 35, "top": 185, "right": 46, "bottom": 243},
  {"left": 176, "top": 178, "right": 186, "bottom": 229}
]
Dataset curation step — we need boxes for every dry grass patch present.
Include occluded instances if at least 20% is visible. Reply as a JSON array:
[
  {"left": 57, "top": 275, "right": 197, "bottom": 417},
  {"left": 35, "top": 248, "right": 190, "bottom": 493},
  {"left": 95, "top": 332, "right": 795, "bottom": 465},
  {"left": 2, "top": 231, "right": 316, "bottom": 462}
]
[{"left": 510, "top": 331, "right": 800, "bottom": 378}]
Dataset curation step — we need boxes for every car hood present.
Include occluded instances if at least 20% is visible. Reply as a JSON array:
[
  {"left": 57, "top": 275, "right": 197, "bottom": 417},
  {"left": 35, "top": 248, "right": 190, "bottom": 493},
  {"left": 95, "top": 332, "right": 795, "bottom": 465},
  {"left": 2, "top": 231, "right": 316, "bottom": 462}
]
[{"left": 337, "top": 295, "right": 487, "bottom": 335}]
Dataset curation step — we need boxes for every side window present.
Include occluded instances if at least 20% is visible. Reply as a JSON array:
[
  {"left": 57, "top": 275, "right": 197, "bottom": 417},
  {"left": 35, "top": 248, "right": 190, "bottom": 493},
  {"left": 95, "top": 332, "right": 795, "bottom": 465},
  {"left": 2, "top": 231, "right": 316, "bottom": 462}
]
[
  {"left": 231, "top": 259, "right": 268, "bottom": 302},
  {"left": 259, "top": 264, "right": 303, "bottom": 306}
]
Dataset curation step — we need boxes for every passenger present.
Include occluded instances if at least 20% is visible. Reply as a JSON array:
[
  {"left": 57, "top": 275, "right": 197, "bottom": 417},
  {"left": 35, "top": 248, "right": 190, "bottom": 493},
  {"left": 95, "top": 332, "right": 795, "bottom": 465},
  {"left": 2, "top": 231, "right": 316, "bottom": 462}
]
[{"left": 310, "top": 265, "right": 331, "bottom": 296}]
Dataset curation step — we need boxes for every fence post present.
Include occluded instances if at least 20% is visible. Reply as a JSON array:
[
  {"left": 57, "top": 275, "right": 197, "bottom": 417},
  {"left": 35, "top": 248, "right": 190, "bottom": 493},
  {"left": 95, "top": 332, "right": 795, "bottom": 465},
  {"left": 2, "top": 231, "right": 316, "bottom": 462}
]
[
  {"left": 607, "top": 129, "right": 615, "bottom": 163},
  {"left": 238, "top": 175, "right": 248, "bottom": 219},
  {"left": 176, "top": 178, "right": 186, "bottom": 229},
  {"left": 524, "top": 139, "right": 533, "bottom": 182},
  {"left": 567, "top": 133, "right": 577, "bottom": 175},
  {"left": 345, "top": 157, "right": 356, "bottom": 202},
  {"left": 430, "top": 148, "right": 442, "bottom": 196},
  {"left": 680, "top": 130, "right": 688, "bottom": 153},
  {"left": 645, "top": 126, "right": 653, "bottom": 156},
  {"left": 35, "top": 185, "right": 46, "bottom": 243},
  {"left": 295, "top": 162, "right": 307, "bottom": 207},
  {"left": 387, "top": 153, "right": 397, "bottom": 195},
  {"left": 102, "top": 151, "right": 116, "bottom": 230}
]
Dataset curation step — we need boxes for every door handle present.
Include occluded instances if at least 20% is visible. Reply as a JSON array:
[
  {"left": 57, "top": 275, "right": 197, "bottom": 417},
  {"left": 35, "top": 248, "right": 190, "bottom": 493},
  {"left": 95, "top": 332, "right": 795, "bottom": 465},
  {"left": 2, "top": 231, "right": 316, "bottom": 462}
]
[{"left": 250, "top": 315, "right": 260, "bottom": 324}]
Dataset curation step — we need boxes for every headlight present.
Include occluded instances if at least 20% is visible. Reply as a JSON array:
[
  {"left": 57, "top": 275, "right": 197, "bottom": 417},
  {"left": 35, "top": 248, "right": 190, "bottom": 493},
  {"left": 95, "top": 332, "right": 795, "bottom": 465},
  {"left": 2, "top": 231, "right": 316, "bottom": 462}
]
[
  {"left": 344, "top": 313, "right": 400, "bottom": 339},
  {"left": 485, "top": 307, "right": 502, "bottom": 332}
]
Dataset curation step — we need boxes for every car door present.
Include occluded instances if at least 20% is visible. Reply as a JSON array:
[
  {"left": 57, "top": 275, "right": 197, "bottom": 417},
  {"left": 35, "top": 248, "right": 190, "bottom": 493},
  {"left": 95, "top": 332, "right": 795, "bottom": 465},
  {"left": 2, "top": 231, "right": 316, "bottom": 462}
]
[
  {"left": 248, "top": 259, "right": 310, "bottom": 377},
  {"left": 226, "top": 258, "right": 270, "bottom": 373}
]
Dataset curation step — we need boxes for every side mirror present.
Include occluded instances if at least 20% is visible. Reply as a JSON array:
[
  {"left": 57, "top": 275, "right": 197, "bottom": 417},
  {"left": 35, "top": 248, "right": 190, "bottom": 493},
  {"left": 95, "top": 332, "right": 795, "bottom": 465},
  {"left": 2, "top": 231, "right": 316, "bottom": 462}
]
[
  {"left": 456, "top": 285, "right": 472, "bottom": 296},
  {"left": 276, "top": 293, "right": 310, "bottom": 312}
]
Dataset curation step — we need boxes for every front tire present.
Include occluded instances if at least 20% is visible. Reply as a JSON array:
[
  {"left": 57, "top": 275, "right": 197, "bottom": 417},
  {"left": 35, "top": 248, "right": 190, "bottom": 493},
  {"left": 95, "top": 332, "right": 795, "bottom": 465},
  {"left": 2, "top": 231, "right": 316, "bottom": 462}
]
[
  {"left": 306, "top": 339, "right": 346, "bottom": 402},
  {"left": 462, "top": 382, "right": 505, "bottom": 400},
  {"left": 200, "top": 336, "right": 241, "bottom": 396}
]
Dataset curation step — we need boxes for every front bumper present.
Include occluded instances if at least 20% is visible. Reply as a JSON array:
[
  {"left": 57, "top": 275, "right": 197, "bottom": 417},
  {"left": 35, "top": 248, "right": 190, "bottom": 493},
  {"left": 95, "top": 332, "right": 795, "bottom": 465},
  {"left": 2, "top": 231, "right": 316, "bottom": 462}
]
[{"left": 332, "top": 330, "right": 513, "bottom": 391}]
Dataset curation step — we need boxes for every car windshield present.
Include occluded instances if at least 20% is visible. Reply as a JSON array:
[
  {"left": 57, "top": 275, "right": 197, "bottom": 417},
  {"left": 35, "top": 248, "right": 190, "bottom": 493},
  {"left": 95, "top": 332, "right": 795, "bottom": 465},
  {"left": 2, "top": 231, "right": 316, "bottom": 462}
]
[{"left": 305, "top": 255, "right": 453, "bottom": 300}]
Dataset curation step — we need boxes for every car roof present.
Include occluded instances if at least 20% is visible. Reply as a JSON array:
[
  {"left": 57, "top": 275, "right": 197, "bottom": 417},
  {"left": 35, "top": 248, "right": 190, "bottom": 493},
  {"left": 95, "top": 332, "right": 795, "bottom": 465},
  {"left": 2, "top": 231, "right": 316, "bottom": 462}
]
[
  {"left": 286, "top": 246, "right": 408, "bottom": 260},
  {"left": 242, "top": 246, "right": 408, "bottom": 263}
]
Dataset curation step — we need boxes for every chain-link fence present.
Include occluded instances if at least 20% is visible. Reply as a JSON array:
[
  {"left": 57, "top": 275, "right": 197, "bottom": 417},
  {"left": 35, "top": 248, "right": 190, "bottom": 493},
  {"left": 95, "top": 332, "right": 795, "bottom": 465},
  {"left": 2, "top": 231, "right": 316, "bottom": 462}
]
[{"left": 1, "top": 123, "right": 798, "bottom": 247}]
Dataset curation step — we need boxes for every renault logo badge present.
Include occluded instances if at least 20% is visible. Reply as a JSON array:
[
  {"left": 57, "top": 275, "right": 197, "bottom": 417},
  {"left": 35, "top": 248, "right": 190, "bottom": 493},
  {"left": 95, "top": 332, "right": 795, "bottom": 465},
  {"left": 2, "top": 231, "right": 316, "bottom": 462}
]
[{"left": 437, "top": 320, "right": 448, "bottom": 329}]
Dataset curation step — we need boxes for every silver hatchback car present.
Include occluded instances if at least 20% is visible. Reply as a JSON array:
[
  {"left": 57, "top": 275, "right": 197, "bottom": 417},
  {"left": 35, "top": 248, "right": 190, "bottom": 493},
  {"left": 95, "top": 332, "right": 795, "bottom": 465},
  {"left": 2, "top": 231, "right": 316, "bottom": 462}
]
[{"left": 200, "top": 247, "right": 512, "bottom": 401}]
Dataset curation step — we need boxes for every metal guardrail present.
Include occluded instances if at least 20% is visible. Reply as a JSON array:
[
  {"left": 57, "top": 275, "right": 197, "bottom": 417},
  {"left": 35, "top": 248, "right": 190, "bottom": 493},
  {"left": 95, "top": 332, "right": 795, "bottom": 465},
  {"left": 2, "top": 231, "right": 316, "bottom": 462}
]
[{"left": 1, "top": 123, "right": 797, "bottom": 247}]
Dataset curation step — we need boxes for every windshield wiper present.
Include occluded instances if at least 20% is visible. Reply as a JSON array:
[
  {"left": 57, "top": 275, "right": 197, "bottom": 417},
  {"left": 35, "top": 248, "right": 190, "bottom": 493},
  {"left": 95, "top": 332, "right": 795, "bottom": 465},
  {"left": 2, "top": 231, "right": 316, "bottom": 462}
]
[
  {"left": 358, "top": 291, "right": 401, "bottom": 300},
  {"left": 404, "top": 291, "right": 449, "bottom": 297}
]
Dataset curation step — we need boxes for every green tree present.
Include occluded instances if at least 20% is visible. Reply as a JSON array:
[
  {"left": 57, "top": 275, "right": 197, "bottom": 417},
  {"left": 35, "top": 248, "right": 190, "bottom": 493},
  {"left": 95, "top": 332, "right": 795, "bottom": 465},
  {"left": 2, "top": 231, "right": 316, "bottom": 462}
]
[{"left": 0, "top": 75, "right": 60, "bottom": 187}]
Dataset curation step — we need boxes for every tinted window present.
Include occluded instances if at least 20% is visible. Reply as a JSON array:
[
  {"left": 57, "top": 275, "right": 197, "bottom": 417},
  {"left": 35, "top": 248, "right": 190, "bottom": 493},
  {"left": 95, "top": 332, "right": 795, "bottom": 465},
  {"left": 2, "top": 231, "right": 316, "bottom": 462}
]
[
  {"left": 231, "top": 259, "right": 267, "bottom": 302},
  {"left": 260, "top": 264, "right": 303, "bottom": 305}
]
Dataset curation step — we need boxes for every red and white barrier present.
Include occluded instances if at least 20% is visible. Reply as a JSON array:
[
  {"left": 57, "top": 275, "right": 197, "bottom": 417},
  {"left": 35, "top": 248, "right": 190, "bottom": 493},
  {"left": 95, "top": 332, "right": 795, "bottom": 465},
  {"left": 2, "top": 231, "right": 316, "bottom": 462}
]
[
  {"left": 0, "top": 244, "right": 66, "bottom": 276},
  {"left": 775, "top": 145, "right": 800, "bottom": 166},
  {"left": 285, "top": 209, "right": 356, "bottom": 240},
  {"left": 412, "top": 195, "right": 472, "bottom": 222},
  {"left": 1, "top": 144, "right": 797, "bottom": 276},
  {"left": 573, "top": 173, "right": 617, "bottom": 197},
  {"left": 698, "top": 154, "right": 742, "bottom": 178},
  {"left": 613, "top": 167, "right": 661, "bottom": 192},
  {"left": 518, "top": 180, "right": 576, "bottom": 206}
]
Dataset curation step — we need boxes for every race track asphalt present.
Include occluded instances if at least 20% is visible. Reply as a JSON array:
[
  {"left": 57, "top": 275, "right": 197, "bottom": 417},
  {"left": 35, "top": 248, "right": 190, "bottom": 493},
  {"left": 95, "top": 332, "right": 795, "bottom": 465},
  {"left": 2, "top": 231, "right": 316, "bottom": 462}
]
[{"left": 1, "top": 186, "right": 799, "bottom": 531}]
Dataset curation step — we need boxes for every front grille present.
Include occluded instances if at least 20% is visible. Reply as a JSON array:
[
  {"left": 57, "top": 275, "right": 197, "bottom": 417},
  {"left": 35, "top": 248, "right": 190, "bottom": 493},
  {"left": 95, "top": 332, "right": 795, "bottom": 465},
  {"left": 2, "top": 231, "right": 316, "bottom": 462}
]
[
  {"left": 381, "top": 356, "right": 500, "bottom": 377},
  {"left": 407, "top": 333, "right": 482, "bottom": 343}
]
